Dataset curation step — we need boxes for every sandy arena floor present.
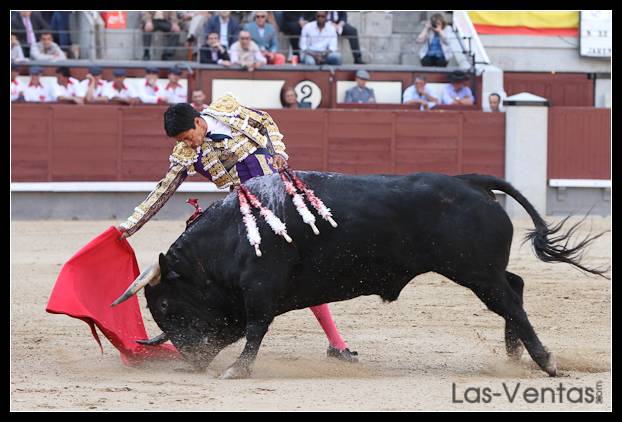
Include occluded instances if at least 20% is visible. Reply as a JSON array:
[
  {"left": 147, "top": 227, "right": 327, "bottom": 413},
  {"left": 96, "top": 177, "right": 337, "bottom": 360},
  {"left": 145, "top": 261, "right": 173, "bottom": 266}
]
[{"left": 10, "top": 217, "right": 611, "bottom": 411}]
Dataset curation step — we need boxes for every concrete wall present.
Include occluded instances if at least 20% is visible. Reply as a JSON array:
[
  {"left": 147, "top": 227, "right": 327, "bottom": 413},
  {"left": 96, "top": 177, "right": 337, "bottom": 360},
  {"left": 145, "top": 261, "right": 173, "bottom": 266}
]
[
  {"left": 547, "top": 187, "right": 611, "bottom": 216},
  {"left": 479, "top": 34, "right": 611, "bottom": 73}
]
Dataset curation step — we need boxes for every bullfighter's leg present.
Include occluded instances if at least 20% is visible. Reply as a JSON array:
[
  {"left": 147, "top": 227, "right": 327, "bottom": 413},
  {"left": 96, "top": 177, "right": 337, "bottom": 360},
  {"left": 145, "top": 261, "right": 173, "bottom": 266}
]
[
  {"left": 220, "top": 298, "right": 274, "bottom": 379},
  {"left": 310, "top": 304, "right": 359, "bottom": 363},
  {"left": 504, "top": 271, "right": 525, "bottom": 360},
  {"left": 470, "top": 274, "right": 557, "bottom": 376}
]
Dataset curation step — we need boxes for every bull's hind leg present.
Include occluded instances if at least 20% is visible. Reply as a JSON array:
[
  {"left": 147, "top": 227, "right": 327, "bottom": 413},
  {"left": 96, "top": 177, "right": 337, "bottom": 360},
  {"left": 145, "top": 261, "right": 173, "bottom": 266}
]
[
  {"left": 505, "top": 271, "right": 525, "bottom": 360},
  {"left": 470, "top": 274, "right": 557, "bottom": 376}
]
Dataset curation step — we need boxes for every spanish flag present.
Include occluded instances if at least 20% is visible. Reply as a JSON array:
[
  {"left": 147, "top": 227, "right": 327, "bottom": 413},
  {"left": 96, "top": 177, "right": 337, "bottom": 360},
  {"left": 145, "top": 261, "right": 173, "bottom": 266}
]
[{"left": 469, "top": 11, "right": 579, "bottom": 36}]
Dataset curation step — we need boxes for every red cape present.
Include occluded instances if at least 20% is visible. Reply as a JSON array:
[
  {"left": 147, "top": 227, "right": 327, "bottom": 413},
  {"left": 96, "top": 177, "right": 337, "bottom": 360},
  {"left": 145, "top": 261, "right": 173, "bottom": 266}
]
[{"left": 46, "top": 226, "right": 179, "bottom": 365}]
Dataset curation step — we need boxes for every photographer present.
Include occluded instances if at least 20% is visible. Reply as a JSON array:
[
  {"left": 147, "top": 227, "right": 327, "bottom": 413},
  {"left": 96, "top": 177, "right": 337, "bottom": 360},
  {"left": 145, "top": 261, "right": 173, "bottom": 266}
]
[{"left": 416, "top": 13, "right": 453, "bottom": 67}]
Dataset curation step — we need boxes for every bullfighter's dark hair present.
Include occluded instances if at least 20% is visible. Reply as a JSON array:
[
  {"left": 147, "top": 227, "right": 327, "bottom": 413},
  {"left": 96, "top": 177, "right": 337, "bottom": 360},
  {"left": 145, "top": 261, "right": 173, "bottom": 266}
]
[{"left": 164, "top": 103, "right": 201, "bottom": 137}]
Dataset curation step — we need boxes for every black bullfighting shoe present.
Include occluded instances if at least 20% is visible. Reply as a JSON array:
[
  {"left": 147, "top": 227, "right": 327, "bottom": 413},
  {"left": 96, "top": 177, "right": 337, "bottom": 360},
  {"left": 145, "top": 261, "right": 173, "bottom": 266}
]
[{"left": 327, "top": 345, "right": 359, "bottom": 363}]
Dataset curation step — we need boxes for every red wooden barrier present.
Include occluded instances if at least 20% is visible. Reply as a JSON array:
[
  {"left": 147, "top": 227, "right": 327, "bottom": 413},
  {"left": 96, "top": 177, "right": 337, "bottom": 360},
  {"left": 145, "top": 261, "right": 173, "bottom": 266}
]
[
  {"left": 548, "top": 107, "right": 611, "bottom": 180},
  {"left": 11, "top": 104, "right": 506, "bottom": 182}
]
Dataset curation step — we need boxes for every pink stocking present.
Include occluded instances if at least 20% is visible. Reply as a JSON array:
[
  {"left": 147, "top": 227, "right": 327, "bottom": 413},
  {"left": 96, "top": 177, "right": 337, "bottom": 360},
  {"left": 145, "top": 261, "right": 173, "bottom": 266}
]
[{"left": 309, "top": 303, "right": 348, "bottom": 350}]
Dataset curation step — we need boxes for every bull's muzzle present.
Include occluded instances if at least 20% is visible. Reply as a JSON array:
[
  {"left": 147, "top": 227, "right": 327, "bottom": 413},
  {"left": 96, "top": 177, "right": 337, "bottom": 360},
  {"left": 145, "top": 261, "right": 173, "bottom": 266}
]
[{"left": 111, "top": 263, "right": 161, "bottom": 307}]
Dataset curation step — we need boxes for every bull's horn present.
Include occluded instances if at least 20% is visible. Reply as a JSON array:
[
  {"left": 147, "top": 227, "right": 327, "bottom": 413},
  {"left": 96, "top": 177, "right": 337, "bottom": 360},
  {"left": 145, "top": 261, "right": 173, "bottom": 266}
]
[
  {"left": 111, "top": 263, "right": 161, "bottom": 307},
  {"left": 135, "top": 332, "right": 169, "bottom": 346}
]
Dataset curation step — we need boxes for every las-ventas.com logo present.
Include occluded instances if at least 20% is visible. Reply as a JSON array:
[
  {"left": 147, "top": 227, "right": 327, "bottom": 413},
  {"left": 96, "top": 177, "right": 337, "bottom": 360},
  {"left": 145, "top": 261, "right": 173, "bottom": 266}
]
[{"left": 452, "top": 382, "right": 603, "bottom": 404}]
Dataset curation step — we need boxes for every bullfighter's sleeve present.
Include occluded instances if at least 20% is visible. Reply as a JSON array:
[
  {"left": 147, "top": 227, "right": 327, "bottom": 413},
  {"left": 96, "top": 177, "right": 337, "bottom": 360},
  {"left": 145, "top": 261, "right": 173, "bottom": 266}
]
[
  {"left": 261, "top": 112, "right": 288, "bottom": 160},
  {"left": 119, "top": 143, "right": 198, "bottom": 237}
]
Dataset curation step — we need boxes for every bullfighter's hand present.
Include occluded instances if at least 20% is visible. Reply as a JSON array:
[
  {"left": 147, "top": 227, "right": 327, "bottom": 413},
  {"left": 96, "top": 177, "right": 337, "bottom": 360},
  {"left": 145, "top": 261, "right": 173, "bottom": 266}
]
[{"left": 272, "top": 154, "right": 287, "bottom": 170}]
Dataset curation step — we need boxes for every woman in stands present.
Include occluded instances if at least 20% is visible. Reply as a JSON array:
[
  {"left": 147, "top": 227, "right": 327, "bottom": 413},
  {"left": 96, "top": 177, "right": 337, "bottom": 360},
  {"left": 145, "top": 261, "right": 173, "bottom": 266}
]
[{"left": 416, "top": 13, "right": 454, "bottom": 67}]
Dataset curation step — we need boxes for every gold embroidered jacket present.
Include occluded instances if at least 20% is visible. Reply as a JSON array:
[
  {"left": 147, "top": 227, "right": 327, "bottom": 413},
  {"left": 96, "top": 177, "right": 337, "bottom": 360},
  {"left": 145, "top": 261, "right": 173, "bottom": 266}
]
[{"left": 120, "top": 94, "right": 287, "bottom": 236}]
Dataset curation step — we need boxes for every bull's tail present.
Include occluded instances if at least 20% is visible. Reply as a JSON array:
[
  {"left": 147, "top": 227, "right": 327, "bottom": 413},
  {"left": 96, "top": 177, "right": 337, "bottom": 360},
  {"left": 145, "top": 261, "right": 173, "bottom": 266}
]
[{"left": 456, "top": 174, "right": 610, "bottom": 279}]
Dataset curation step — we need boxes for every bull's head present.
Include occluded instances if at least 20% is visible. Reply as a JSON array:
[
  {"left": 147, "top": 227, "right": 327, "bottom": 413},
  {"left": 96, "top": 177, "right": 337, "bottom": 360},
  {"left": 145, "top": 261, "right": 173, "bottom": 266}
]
[{"left": 112, "top": 253, "right": 243, "bottom": 370}]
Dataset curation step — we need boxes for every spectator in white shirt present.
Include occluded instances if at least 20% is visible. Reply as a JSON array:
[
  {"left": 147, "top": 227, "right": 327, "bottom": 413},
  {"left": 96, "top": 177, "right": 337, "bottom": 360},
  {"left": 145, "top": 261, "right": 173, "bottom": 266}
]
[
  {"left": 52, "top": 66, "right": 84, "bottom": 104},
  {"left": 30, "top": 31, "right": 67, "bottom": 61},
  {"left": 190, "top": 89, "right": 209, "bottom": 111},
  {"left": 229, "top": 30, "right": 266, "bottom": 72},
  {"left": 23, "top": 66, "right": 54, "bottom": 102},
  {"left": 139, "top": 66, "right": 165, "bottom": 104},
  {"left": 299, "top": 11, "right": 342, "bottom": 65},
  {"left": 402, "top": 75, "right": 439, "bottom": 110},
  {"left": 11, "top": 33, "right": 28, "bottom": 62},
  {"left": 104, "top": 68, "right": 140, "bottom": 105},
  {"left": 81, "top": 66, "right": 108, "bottom": 103},
  {"left": 11, "top": 63, "right": 26, "bottom": 102},
  {"left": 162, "top": 66, "right": 187, "bottom": 104}
]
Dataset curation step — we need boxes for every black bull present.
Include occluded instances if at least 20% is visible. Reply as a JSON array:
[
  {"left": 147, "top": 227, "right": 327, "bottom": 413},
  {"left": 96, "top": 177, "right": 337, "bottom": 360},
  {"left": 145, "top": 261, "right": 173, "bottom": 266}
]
[{"left": 129, "top": 172, "right": 607, "bottom": 379}]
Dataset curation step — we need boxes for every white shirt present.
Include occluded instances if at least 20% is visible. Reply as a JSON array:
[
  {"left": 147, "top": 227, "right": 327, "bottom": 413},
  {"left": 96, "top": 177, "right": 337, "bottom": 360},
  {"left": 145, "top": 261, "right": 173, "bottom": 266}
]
[
  {"left": 103, "top": 81, "right": 138, "bottom": 100},
  {"left": 200, "top": 114, "right": 232, "bottom": 138},
  {"left": 300, "top": 21, "right": 338, "bottom": 53},
  {"left": 11, "top": 78, "right": 26, "bottom": 101},
  {"left": 162, "top": 82, "right": 187, "bottom": 104},
  {"left": 79, "top": 78, "right": 107, "bottom": 99},
  {"left": 402, "top": 84, "right": 437, "bottom": 110},
  {"left": 23, "top": 79, "right": 54, "bottom": 102},
  {"left": 220, "top": 19, "right": 229, "bottom": 47},
  {"left": 138, "top": 80, "right": 163, "bottom": 104},
  {"left": 51, "top": 77, "right": 84, "bottom": 101}
]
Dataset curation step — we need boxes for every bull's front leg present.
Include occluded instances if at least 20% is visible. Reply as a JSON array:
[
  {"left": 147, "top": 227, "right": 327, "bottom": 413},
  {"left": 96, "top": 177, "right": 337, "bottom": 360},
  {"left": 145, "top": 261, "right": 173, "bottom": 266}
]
[{"left": 219, "top": 319, "right": 270, "bottom": 379}]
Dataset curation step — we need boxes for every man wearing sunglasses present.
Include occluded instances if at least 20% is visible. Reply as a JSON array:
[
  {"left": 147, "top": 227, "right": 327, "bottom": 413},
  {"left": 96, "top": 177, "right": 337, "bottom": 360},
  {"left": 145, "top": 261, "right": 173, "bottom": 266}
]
[
  {"left": 244, "top": 11, "right": 286, "bottom": 65},
  {"left": 299, "top": 11, "right": 342, "bottom": 65}
]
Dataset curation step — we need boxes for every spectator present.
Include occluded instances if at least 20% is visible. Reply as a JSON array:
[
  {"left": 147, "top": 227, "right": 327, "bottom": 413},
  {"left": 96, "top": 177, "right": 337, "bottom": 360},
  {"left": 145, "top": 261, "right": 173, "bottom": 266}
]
[
  {"left": 103, "top": 69, "right": 140, "bottom": 105},
  {"left": 416, "top": 13, "right": 454, "bottom": 67},
  {"left": 11, "top": 33, "right": 27, "bottom": 62},
  {"left": 11, "top": 63, "right": 26, "bottom": 102},
  {"left": 300, "top": 11, "right": 342, "bottom": 65},
  {"left": 488, "top": 93, "right": 502, "bottom": 112},
  {"left": 11, "top": 11, "right": 49, "bottom": 58},
  {"left": 162, "top": 66, "right": 187, "bottom": 104},
  {"left": 244, "top": 11, "right": 286, "bottom": 65},
  {"left": 142, "top": 11, "right": 181, "bottom": 61},
  {"left": 280, "top": 11, "right": 313, "bottom": 59},
  {"left": 326, "top": 11, "right": 365, "bottom": 64},
  {"left": 229, "top": 30, "right": 267, "bottom": 72},
  {"left": 178, "top": 11, "right": 212, "bottom": 45},
  {"left": 199, "top": 32, "right": 231, "bottom": 65},
  {"left": 51, "top": 66, "right": 84, "bottom": 104},
  {"left": 204, "top": 11, "right": 240, "bottom": 49},
  {"left": 441, "top": 70, "right": 474, "bottom": 106},
  {"left": 344, "top": 69, "right": 375, "bottom": 104},
  {"left": 50, "top": 11, "right": 72, "bottom": 57},
  {"left": 23, "top": 66, "right": 54, "bottom": 103},
  {"left": 81, "top": 66, "right": 109, "bottom": 103},
  {"left": 30, "top": 31, "right": 67, "bottom": 61},
  {"left": 280, "top": 85, "right": 311, "bottom": 109},
  {"left": 402, "top": 74, "right": 439, "bottom": 110},
  {"left": 190, "top": 89, "right": 209, "bottom": 111},
  {"left": 138, "top": 66, "right": 165, "bottom": 104}
]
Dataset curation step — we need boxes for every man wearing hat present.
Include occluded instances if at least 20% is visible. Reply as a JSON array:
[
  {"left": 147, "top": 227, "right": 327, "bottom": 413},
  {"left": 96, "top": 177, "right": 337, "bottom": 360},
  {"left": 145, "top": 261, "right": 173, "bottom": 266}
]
[
  {"left": 344, "top": 70, "right": 376, "bottom": 104},
  {"left": 139, "top": 66, "right": 165, "bottom": 104},
  {"left": 11, "top": 64, "right": 26, "bottom": 102},
  {"left": 103, "top": 69, "right": 140, "bottom": 105},
  {"left": 81, "top": 66, "right": 109, "bottom": 103},
  {"left": 441, "top": 70, "right": 474, "bottom": 106},
  {"left": 162, "top": 66, "right": 188, "bottom": 104},
  {"left": 23, "top": 66, "right": 54, "bottom": 102}
]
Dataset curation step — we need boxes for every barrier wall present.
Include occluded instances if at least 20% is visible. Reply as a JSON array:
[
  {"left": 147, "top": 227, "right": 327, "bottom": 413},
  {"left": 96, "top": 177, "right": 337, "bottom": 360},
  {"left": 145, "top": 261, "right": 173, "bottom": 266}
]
[
  {"left": 11, "top": 104, "right": 504, "bottom": 182},
  {"left": 548, "top": 107, "right": 611, "bottom": 180}
]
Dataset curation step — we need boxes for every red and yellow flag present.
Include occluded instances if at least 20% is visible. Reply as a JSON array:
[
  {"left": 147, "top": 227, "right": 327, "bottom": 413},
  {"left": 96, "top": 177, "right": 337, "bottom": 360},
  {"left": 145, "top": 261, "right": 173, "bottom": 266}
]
[{"left": 469, "top": 11, "right": 579, "bottom": 36}]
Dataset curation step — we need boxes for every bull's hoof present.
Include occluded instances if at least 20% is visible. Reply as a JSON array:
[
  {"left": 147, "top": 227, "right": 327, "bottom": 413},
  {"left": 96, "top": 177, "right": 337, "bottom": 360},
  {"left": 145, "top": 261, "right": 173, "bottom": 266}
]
[
  {"left": 219, "top": 365, "right": 251, "bottom": 380},
  {"left": 327, "top": 346, "right": 359, "bottom": 363},
  {"left": 543, "top": 351, "right": 557, "bottom": 377}
]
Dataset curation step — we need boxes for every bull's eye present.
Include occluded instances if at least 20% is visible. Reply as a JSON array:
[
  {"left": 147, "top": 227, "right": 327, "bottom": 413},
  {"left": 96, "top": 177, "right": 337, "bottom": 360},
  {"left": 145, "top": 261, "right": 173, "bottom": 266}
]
[{"left": 160, "top": 299, "right": 169, "bottom": 312}]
